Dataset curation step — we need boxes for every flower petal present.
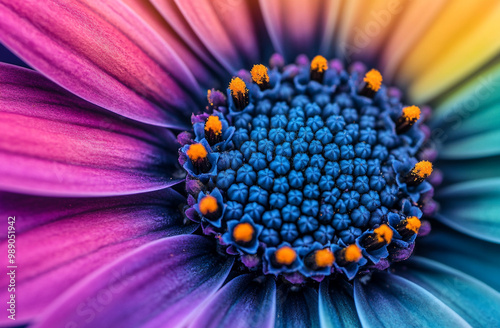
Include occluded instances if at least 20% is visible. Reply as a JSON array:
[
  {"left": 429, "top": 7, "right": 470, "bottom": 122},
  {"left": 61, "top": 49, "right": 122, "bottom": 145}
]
[
  {"left": 436, "top": 178, "right": 500, "bottom": 243},
  {"left": 439, "top": 130, "right": 500, "bottom": 159},
  {"left": 0, "top": 63, "right": 179, "bottom": 196},
  {"left": 0, "top": 188, "right": 197, "bottom": 325},
  {"left": 121, "top": 0, "right": 224, "bottom": 87},
  {"left": 35, "top": 235, "right": 233, "bottom": 328},
  {"left": 275, "top": 285, "right": 320, "bottom": 328},
  {"left": 354, "top": 272, "right": 470, "bottom": 328},
  {"left": 415, "top": 223, "right": 500, "bottom": 292},
  {"left": 319, "top": 279, "right": 362, "bottom": 328},
  {"left": 394, "top": 256, "right": 500, "bottom": 327},
  {"left": 189, "top": 274, "right": 276, "bottom": 328},
  {"left": 0, "top": 0, "right": 199, "bottom": 128},
  {"left": 259, "top": 0, "right": 331, "bottom": 60},
  {"left": 174, "top": 0, "right": 260, "bottom": 72}
]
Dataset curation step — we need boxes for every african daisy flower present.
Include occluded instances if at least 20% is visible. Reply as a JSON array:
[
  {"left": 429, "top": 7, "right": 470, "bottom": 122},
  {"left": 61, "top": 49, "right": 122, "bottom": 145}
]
[{"left": 1, "top": 0, "right": 500, "bottom": 327}]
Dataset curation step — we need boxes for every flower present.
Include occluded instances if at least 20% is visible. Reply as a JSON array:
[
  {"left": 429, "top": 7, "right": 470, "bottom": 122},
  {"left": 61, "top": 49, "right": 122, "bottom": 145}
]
[{"left": 1, "top": 1, "right": 500, "bottom": 327}]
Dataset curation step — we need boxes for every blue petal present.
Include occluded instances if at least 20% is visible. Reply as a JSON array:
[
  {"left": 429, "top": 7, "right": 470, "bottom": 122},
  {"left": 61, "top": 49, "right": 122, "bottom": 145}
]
[
  {"left": 354, "top": 272, "right": 470, "bottom": 328},
  {"left": 275, "top": 285, "right": 320, "bottom": 328},
  {"left": 189, "top": 274, "right": 276, "bottom": 328},
  {"left": 415, "top": 223, "right": 500, "bottom": 292},
  {"left": 35, "top": 235, "right": 234, "bottom": 328},
  {"left": 436, "top": 178, "right": 500, "bottom": 243},
  {"left": 439, "top": 130, "right": 500, "bottom": 159},
  {"left": 394, "top": 256, "right": 500, "bottom": 327},
  {"left": 319, "top": 279, "right": 361, "bottom": 328}
]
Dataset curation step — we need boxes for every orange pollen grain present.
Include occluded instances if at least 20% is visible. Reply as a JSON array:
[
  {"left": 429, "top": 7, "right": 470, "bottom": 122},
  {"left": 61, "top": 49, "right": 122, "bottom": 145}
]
[
  {"left": 250, "top": 64, "right": 269, "bottom": 85},
  {"left": 229, "top": 77, "right": 247, "bottom": 97},
  {"left": 311, "top": 55, "right": 328, "bottom": 73},
  {"left": 207, "top": 89, "right": 213, "bottom": 106},
  {"left": 275, "top": 246, "right": 296, "bottom": 265},
  {"left": 315, "top": 249, "right": 335, "bottom": 267},
  {"left": 405, "top": 216, "right": 421, "bottom": 234},
  {"left": 199, "top": 195, "right": 218, "bottom": 215},
  {"left": 205, "top": 116, "right": 222, "bottom": 135},
  {"left": 374, "top": 224, "right": 393, "bottom": 244},
  {"left": 186, "top": 143, "right": 207, "bottom": 161},
  {"left": 344, "top": 244, "right": 363, "bottom": 262},
  {"left": 233, "top": 223, "right": 254, "bottom": 243},
  {"left": 364, "top": 69, "right": 382, "bottom": 91},
  {"left": 402, "top": 106, "right": 421, "bottom": 121},
  {"left": 412, "top": 161, "right": 433, "bottom": 178}
]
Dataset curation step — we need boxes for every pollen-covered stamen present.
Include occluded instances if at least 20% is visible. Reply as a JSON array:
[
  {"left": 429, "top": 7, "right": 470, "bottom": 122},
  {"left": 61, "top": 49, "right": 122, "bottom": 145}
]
[
  {"left": 205, "top": 116, "right": 223, "bottom": 145},
  {"left": 396, "top": 106, "right": 421, "bottom": 134},
  {"left": 229, "top": 77, "right": 249, "bottom": 111},
  {"left": 405, "top": 160, "right": 433, "bottom": 186},
  {"left": 186, "top": 143, "right": 212, "bottom": 173},
  {"left": 396, "top": 216, "right": 421, "bottom": 239},
  {"left": 360, "top": 69, "right": 382, "bottom": 98},
  {"left": 310, "top": 55, "right": 328, "bottom": 83},
  {"left": 304, "top": 248, "right": 335, "bottom": 271},
  {"left": 361, "top": 224, "right": 393, "bottom": 250},
  {"left": 233, "top": 222, "right": 255, "bottom": 244},
  {"left": 199, "top": 194, "right": 222, "bottom": 221},
  {"left": 251, "top": 64, "right": 270, "bottom": 90},
  {"left": 336, "top": 244, "right": 363, "bottom": 266},
  {"left": 274, "top": 246, "right": 297, "bottom": 266}
]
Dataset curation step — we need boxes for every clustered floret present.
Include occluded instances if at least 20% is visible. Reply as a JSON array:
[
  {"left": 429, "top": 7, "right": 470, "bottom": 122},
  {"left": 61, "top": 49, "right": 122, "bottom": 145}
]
[{"left": 177, "top": 54, "right": 437, "bottom": 282}]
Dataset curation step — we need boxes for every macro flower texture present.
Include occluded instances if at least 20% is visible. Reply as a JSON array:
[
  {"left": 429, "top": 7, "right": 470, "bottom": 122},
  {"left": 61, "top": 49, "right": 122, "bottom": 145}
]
[{"left": 2, "top": 0, "right": 500, "bottom": 327}]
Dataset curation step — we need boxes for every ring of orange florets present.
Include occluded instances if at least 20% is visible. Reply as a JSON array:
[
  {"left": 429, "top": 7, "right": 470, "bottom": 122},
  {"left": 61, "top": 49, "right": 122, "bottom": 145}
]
[{"left": 178, "top": 55, "right": 436, "bottom": 282}]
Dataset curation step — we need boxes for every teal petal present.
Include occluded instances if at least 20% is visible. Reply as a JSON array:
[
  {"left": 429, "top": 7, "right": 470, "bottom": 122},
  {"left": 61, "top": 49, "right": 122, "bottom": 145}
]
[
  {"left": 394, "top": 256, "right": 500, "bottom": 327},
  {"left": 189, "top": 274, "right": 276, "bottom": 328},
  {"left": 436, "top": 178, "right": 500, "bottom": 243},
  {"left": 439, "top": 130, "right": 500, "bottom": 159},
  {"left": 442, "top": 103, "right": 500, "bottom": 141},
  {"left": 437, "top": 155, "right": 500, "bottom": 184},
  {"left": 275, "top": 285, "right": 320, "bottom": 328},
  {"left": 431, "top": 61, "right": 500, "bottom": 129},
  {"left": 354, "top": 272, "right": 470, "bottom": 328},
  {"left": 319, "top": 279, "right": 361, "bottom": 328},
  {"left": 415, "top": 223, "right": 500, "bottom": 292}
]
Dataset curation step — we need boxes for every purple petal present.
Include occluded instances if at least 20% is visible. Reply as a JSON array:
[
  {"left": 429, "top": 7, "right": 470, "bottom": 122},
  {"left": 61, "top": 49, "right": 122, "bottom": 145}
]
[
  {"left": 354, "top": 272, "right": 469, "bottom": 327},
  {"left": 35, "top": 235, "right": 233, "bottom": 328},
  {"left": 0, "top": 64, "right": 180, "bottom": 196},
  {"left": 0, "top": 189, "right": 197, "bottom": 325},
  {"left": 0, "top": 0, "right": 199, "bottom": 128},
  {"left": 190, "top": 274, "right": 276, "bottom": 328},
  {"left": 174, "top": 0, "right": 260, "bottom": 72}
]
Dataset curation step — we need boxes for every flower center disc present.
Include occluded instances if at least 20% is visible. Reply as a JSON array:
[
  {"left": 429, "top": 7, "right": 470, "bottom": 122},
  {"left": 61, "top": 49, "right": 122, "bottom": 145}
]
[{"left": 178, "top": 55, "right": 435, "bottom": 282}]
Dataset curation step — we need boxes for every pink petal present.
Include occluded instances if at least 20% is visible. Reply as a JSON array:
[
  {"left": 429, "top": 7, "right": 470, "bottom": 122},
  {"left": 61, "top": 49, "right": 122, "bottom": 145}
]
[
  {"left": 35, "top": 235, "right": 233, "bottom": 328},
  {"left": 0, "top": 0, "right": 199, "bottom": 128},
  {"left": 0, "top": 63, "right": 180, "bottom": 196},
  {"left": 0, "top": 189, "right": 197, "bottom": 325}
]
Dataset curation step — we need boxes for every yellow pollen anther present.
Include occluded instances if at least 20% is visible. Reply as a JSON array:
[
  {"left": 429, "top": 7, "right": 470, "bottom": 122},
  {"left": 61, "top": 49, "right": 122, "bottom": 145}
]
[
  {"left": 186, "top": 143, "right": 207, "bottom": 161},
  {"left": 250, "top": 64, "right": 269, "bottom": 85},
  {"left": 205, "top": 116, "right": 222, "bottom": 135},
  {"left": 199, "top": 195, "right": 218, "bottom": 215},
  {"left": 405, "top": 216, "right": 421, "bottom": 234},
  {"left": 311, "top": 55, "right": 328, "bottom": 73},
  {"left": 412, "top": 161, "right": 433, "bottom": 178},
  {"left": 402, "top": 106, "right": 421, "bottom": 122},
  {"left": 233, "top": 222, "right": 254, "bottom": 243},
  {"left": 275, "top": 246, "right": 297, "bottom": 265},
  {"left": 364, "top": 69, "right": 382, "bottom": 91},
  {"left": 315, "top": 249, "right": 335, "bottom": 267},
  {"left": 374, "top": 224, "right": 393, "bottom": 244},
  {"left": 229, "top": 77, "right": 247, "bottom": 97},
  {"left": 207, "top": 89, "right": 213, "bottom": 106},
  {"left": 344, "top": 244, "right": 363, "bottom": 262}
]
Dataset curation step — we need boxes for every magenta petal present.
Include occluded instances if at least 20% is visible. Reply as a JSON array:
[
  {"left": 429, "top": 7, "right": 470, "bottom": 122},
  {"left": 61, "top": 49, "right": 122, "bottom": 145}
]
[
  {"left": 190, "top": 274, "right": 276, "bottom": 328},
  {"left": 35, "top": 235, "right": 233, "bottom": 328},
  {"left": 0, "top": 188, "right": 197, "bottom": 325},
  {"left": 0, "top": 0, "right": 199, "bottom": 128},
  {"left": 0, "top": 64, "right": 180, "bottom": 196}
]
